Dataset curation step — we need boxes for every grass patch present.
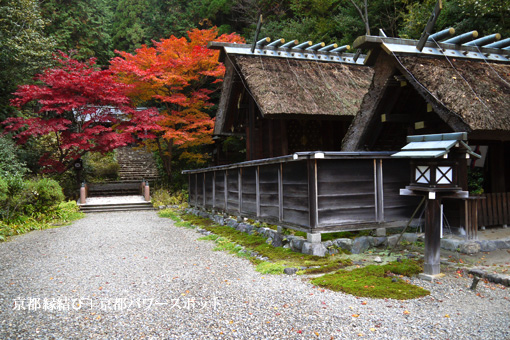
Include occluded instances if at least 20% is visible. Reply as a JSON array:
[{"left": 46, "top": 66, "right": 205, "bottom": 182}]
[
  {"left": 311, "top": 259, "right": 430, "bottom": 300},
  {"left": 158, "top": 209, "right": 180, "bottom": 222},
  {"left": 0, "top": 201, "right": 84, "bottom": 241},
  {"left": 255, "top": 262, "right": 285, "bottom": 275}
]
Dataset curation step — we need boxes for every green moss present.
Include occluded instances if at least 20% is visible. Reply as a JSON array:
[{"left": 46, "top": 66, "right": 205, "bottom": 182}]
[
  {"left": 158, "top": 209, "right": 180, "bottom": 222},
  {"left": 310, "top": 260, "right": 430, "bottom": 300},
  {"left": 300, "top": 261, "right": 350, "bottom": 274},
  {"left": 255, "top": 262, "right": 285, "bottom": 275},
  {"left": 180, "top": 214, "right": 214, "bottom": 227}
]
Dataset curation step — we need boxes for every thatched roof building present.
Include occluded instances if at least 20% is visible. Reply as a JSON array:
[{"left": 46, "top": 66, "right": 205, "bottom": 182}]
[
  {"left": 233, "top": 55, "right": 372, "bottom": 117},
  {"left": 209, "top": 42, "right": 373, "bottom": 161},
  {"left": 341, "top": 34, "right": 510, "bottom": 193}
]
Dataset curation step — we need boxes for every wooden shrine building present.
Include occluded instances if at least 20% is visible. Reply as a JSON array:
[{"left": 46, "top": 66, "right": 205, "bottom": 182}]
[
  {"left": 185, "top": 30, "right": 510, "bottom": 235},
  {"left": 342, "top": 31, "right": 510, "bottom": 229},
  {"left": 209, "top": 40, "right": 373, "bottom": 162}
]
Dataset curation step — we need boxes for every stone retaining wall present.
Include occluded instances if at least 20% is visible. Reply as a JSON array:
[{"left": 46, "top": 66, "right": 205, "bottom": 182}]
[{"left": 185, "top": 208, "right": 510, "bottom": 256}]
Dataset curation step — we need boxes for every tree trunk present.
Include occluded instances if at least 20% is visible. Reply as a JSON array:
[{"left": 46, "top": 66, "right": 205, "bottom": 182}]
[{"left": 156, "top": 137, "right": 173, "bottom": 180}]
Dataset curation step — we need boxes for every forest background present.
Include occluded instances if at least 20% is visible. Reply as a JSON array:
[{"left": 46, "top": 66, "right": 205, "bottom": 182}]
[{"left": 1, "top": 0, "right": 509, "bottom": 193}]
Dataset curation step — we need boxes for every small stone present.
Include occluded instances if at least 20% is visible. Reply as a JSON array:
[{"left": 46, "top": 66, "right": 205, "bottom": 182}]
[
  {"left": 402, "top": 233, "right": 418, "bottom": 243},
  {"left": 283, "top": 267, "right": 298, "bottom": 275},
  {"left": 375, "top": 228, "right": 386, "bottom": 237},
  {"left": 374, "top": 256, "right": 382, "bottom": 263},
  {"left": 334, "top": 238, "right": 352, "bottom": 252},
  {"left": 459, "top": 241, "right": 481, "bottom": 255},
  {"left": 478, "top": 240, "right": 497, "bottom": 252},
  {"left": 271, "top": 233, "right": 283, "bottom": 247},
  {"left": 290, "top": 238, "right": 305, "bottom": 252},
  {"left": 351, "top": 236, "right": 371, "bottom": 254},
  {"left": 387, "top": 235, "right": 400, "bottom": 247},
  {"left": 392, "top": 278, "right": 398, "bottom": 282},
  {"left": 440, "top": 238, "right": 462, "bottom": 251},
  {"left": 302, "top": 242, "right": 327, "bottom": 257}
]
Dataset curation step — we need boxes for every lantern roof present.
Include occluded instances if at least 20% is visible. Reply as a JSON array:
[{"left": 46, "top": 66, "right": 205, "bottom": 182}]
[{"left": 392, "top": 132, "right": 481, "bottom": 159}]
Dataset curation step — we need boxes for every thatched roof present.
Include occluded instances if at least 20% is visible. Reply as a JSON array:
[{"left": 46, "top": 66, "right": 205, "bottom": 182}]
[
  {"left": 398, "top": 56, "right": 510, "bottom": 131},
  {"left": 233, "top": 55, "right": 374, "bottom": 116}
]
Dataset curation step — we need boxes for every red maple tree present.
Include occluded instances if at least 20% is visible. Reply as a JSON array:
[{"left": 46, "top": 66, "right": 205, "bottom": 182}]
[
  {"left": 3, "top": 52, "right": 162, "bottom": 173},
  {"left": 110, "top": 28, "right": 244, "bottom": 177}
]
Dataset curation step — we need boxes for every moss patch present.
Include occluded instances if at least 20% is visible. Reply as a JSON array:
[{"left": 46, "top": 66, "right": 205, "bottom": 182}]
[
  {"left": 165, "top": 211, "right": 351, "bottom": 270},
  {"left": 311, "top": 260, "right": 430, "bottom": 300},
  {"left": 255, "top": 262, "right": 285, "bottom": 275}
]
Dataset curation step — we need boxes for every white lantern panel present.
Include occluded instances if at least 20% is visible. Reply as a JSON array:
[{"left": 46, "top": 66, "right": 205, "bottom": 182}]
[
  {"left": 436, "top": 166, "right": 453, "bottom": 184},
  {"left": 415, "top": 166, "right": 430, "bottom": 184}
]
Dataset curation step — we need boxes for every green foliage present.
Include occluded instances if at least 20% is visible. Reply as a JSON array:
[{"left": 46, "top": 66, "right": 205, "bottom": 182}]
[
  {"left": 0, "top": 136, "right": 27, "bottom": 177},
  {"left": 0, "top": 0, "right": 55, "bottom": 120},
  {"left": 151, "top": 189, "right": 188, "bottom": 208},
  {"left": 399, "top": 0, "right": 510, "bottom": 39},
  {"left": 0, "top": 200, "right": 84, "bottom": 241},
  {"left": 83, "top": 152, "right": 119, "bottom": 182},
  {"left": 0, "top": 175, "right": 64, "bottom": 221},
  {"left": 26, "top": 178, "right": 64, "bottom": 213},
  {"left": 311, "top": 259, "right": 430, "bottom": 299},
  {"left": 39, "top": 0, "right": 114, "bottom": 65},
  {"left": 468, "top": 167, "right": 484, "bottom": 195},
  {"left": 111, "top": 0, "right": 150, "bottom": 52}
]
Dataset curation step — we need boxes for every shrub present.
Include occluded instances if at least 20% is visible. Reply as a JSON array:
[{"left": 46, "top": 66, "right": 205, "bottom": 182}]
[
  {"left": 27, "top": 178, "right": 65, "bottom": 212},
  {"left": 152, "top": 188, "right": 188, "bottom": 207}
]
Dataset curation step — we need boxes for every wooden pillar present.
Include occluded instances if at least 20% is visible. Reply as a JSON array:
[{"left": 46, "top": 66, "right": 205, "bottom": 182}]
[
  {"left": 256, "top": 166, "right": 260, "bottom": 217},
  {"left": 224, "top": 171, "right": 228, "bottom": 211},
  {"left": 248, "top": 99, "right": 255, "bottom": 160},
  {"left": 278, "top": 163, "right": 283, "bottom": 222},
  {"left": 307, "top": 159, "right": 318, "bottom": 229},
  {"left": 238, "top": 168, "right": 242, "bottom": 214},
  {"left": 212, "top": 171, "right": 216, "bottom": 209},
  {"left": 424, "top": 198, "right": 442, "bottom": 276}
]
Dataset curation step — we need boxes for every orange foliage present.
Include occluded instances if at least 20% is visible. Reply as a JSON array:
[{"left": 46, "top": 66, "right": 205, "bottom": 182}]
[{"left": 110, "top": 28, "right": 244, "bottom": 151}]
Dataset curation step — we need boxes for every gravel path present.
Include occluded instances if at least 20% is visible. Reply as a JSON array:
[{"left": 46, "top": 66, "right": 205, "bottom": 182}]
[{"left": 0, "top": 211, "right": 508, "bottom": 339}]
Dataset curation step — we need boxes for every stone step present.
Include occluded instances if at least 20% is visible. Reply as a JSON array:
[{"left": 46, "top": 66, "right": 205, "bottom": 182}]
[{"left": 80, "top": 202, "right": 154, "bottom": 213}]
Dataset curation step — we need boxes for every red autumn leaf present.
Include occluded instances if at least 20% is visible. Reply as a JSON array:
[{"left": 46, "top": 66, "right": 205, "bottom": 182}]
[{"left": 4, "top": 52, "right": 162, "bottom": 173}]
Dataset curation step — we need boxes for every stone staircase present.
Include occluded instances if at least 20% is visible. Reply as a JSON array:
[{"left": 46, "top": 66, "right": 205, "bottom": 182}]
[
  {"left": 80, "top": 146, "right": 160, "bottom": 213},
  {"left": 117, "top": 146, "right": 160, "bottom": 182}
]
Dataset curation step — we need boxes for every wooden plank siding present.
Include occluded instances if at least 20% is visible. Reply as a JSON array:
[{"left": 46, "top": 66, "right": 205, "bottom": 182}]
[
  {"left": 478, "top": 192, "right": 510, "bottom": 227},
  {"left": 183, "top": 152, "right": 418, "bottom": 233}
]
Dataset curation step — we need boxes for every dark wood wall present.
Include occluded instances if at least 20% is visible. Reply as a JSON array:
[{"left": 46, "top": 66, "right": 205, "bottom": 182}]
[{"left": 186, "top": 155, "right": 420, "bottom": 233}]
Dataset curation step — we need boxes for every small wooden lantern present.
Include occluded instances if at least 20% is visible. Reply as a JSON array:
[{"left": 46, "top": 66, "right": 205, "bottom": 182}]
[
  {"left": 392, "top": 132, "right": 480, "bottom": 278},
  {"left": 393, "top": 132, "right": 479, "bottom": 198}
]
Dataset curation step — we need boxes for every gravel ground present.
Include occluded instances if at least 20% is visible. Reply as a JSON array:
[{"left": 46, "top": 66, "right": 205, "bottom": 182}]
[{"left": 0, "top": 211, "right": 508, "bottom": 340}]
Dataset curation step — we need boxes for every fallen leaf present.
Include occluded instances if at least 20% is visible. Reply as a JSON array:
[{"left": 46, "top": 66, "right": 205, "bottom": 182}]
[
  {"left": 352, "top": 314, "right": 360, "bottom": 317},
  {"left": 403, "top": 310, "right": 410, "bottom": 315},
  {"left": 444, "top": 314, "right": 450, "bottom": 318}
]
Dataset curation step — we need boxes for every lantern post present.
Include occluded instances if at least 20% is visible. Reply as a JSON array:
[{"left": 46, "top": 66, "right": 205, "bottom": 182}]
[{"left": 392, "top": 132, "right": 480, "bottom": 280}]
